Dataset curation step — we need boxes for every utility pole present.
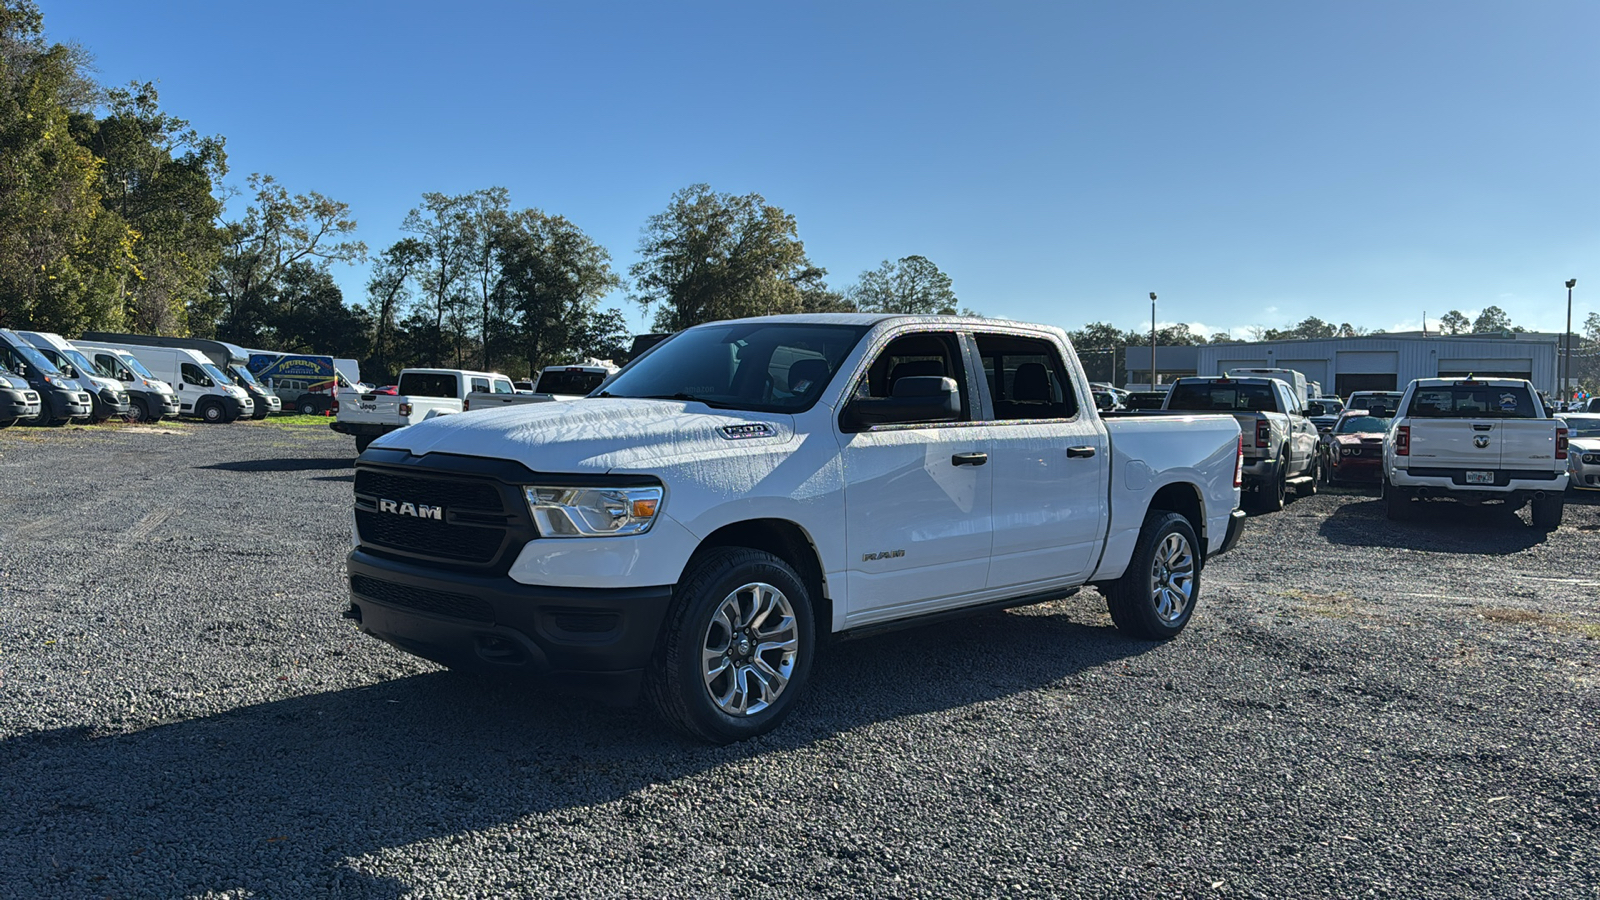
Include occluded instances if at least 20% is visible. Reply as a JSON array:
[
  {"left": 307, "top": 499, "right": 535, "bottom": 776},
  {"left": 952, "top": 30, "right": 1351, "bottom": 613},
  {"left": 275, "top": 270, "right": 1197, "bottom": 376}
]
[
  {"left": 1565, "top": 279, "right": 1577, "bottom": 404},
  {"left": 1149, "top": 292, "right": 1158, "bottom": 387}
]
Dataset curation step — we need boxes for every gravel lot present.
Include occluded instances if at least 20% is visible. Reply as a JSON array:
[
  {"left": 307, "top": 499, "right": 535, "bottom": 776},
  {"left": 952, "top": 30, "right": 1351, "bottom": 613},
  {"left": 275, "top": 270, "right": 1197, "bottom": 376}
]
[{"left": 2, "top": 419, "right": 1597, "bottom": 899}]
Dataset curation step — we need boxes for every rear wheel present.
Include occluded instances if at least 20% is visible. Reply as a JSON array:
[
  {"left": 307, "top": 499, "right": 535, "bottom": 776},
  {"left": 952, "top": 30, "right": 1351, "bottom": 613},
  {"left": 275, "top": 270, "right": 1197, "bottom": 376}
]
[
  {"left": 647, "top": 547, "right": 815, "bottom": 744},
  {"left": 298, "top": 397, "right": 319, "bottom": 416},
  {"left": 1298, "top": 456, "right": 1319, "bottom": 496},
  {"left": 1531, "top": 494, "right": 1564, "bottom": 530},
  {"left": 1106, "top": 511, "right": 1200, "bottom": 640},
  {"left": 1385, "top": 482, "right": 1412, "bottom": 520},
  {"left": 1252, "top": 457, "right": 1288, "bottom": 513}
]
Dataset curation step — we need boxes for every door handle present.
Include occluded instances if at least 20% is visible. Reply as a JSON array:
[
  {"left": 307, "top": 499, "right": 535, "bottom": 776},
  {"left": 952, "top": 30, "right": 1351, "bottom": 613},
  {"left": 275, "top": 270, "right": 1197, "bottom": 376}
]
[
  {"left": 951, "top": 452, "right": 988, "bottom": 466},
  {"left": 1066, "top": 446, "right": 1097, "bottom": 458}
]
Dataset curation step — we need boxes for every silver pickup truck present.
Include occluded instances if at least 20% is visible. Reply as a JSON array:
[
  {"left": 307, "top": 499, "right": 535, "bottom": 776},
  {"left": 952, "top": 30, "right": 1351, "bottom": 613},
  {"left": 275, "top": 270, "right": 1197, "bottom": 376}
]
[{"left": 1162, "top": 375, "right": 1319, "bottom": 512}]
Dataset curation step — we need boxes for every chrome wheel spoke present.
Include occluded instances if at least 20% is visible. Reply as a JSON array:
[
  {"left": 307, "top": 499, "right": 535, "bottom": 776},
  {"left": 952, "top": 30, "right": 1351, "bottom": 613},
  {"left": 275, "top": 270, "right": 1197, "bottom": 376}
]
[{"left": 701, "top": 581, "right": 800, "bottom": 718}]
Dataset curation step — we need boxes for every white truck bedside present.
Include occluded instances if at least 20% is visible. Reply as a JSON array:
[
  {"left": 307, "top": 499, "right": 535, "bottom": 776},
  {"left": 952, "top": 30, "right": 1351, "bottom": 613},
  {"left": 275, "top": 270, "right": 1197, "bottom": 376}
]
[
  {"left": 343, "top": 314, "right": 1246, "bottom": 743},
  {"left": 332, "top": 367, "right": 507, "bottom": 452}
]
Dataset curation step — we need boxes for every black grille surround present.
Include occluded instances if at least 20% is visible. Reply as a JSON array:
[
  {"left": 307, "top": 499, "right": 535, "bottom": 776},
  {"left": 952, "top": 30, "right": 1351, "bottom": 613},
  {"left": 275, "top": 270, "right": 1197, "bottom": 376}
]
[
  {"left": 350, "top": 574, "right": 495, "bottom": 622},
  {"left": 351, "top": 448, "right": 662, "bottom": 576}
]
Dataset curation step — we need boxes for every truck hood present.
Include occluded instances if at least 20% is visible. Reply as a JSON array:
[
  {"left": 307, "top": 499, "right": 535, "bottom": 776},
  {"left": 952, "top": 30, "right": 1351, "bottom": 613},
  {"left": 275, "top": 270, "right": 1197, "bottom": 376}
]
[{"left": 372, "top": 397, "right": 798, "bottom": 473}]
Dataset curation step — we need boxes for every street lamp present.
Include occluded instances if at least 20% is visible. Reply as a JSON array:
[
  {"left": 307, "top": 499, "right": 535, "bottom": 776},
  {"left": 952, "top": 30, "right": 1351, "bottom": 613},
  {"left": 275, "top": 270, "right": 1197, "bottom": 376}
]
[
  {"left": 1565, "top": 278, "right": 1577, "bottom": 404},
  {"left": 1149, "top": 292, "right": 1158, "bottom": 387}
]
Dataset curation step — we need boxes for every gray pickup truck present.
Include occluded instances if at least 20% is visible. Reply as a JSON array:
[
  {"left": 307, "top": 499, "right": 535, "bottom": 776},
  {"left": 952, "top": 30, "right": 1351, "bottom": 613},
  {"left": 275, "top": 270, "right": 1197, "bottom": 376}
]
[{"left": 1163, "top": 375, "right": 1320, "bottom": 511}]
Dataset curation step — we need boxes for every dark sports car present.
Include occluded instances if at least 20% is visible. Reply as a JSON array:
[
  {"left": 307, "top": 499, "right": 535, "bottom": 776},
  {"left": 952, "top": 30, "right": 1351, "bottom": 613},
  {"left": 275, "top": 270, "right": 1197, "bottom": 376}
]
[{"left": 1318, "top": 410, "right": 1391, "bottom": 485}]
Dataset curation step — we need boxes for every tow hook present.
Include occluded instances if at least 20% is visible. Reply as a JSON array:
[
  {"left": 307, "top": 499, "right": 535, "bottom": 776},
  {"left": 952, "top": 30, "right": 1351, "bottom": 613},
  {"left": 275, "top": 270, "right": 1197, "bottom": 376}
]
[{"left": 341, "top": 603, "right": 362, "bottom": 623}]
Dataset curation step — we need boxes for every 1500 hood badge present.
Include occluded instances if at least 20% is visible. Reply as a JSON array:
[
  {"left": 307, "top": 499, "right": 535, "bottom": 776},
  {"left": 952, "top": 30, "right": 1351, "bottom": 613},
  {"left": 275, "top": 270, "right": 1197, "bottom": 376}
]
[
  {"left": 379, "top": 499, "right": 443, "bottom": 520},
  {"left": 721, "top": 423, "right": 776, "bottom": 440}
]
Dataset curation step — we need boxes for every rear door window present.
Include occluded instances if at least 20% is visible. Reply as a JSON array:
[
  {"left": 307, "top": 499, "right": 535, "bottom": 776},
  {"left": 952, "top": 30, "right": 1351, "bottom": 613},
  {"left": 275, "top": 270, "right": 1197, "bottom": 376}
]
[
  {"left": 470, "top": 377, "right": 490, "bottom": 394},
  {"left": 972, "top": 333, "right": 1078, "bottom": 420},
  {"left": 398, "top": 373, "right": 460, "bottom": 398}
]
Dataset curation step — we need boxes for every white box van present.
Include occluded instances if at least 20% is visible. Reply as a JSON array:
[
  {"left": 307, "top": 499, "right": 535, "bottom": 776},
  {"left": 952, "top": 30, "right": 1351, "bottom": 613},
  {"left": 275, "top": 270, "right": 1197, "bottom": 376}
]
[
  {"left": 73, "top": 341, "right": 252, "bottom": 423},
  {"left": 17, "top": 332, "right": 133, "bottom": 423},
  {"left": 1226, "top": 367, "right": 1309, "bottom": 410}
]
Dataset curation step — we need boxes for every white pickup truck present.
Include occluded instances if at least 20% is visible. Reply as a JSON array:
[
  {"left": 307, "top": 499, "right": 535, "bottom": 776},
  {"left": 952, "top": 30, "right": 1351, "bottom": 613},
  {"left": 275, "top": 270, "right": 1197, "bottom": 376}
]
[
  {"left": 342, "top": 314, "right": 1246, "bottom": 743},
  {"left": 332, "top": 368, "right": 511, "bottom": 452},
  {"left": 1383, "top": 377, "right": 1569, "bottom": 527},
  {"left": 462, "top": 363, "right": 618, "bottom": 412},
  {"left": 1161, "top": 374, "right": 1320, "bottom": 511}
]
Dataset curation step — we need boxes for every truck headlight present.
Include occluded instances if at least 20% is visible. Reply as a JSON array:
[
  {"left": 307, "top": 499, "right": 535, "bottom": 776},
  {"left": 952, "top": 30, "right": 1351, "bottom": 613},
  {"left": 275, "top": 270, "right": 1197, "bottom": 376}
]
[{"left": 524, "top": 486, "right": 663, "bottom": 537}]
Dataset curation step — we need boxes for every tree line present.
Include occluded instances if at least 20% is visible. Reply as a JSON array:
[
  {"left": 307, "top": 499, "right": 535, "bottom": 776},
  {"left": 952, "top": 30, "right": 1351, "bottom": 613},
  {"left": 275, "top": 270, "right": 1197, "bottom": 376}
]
[{"left": 0, "top": 3, "right": 966, "bottom": 381}]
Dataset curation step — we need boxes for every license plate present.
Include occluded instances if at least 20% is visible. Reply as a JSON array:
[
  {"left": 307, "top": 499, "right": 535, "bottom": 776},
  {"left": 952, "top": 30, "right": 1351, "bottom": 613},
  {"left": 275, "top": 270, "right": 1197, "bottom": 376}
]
[{"left": 1465, "top": 470, "right": 1494, "bottom": 484}]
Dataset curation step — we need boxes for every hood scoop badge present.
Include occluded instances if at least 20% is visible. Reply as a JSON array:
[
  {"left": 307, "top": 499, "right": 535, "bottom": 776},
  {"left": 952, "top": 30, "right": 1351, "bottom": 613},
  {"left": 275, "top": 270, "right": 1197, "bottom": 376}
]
[{"left": 721, "top": 423, "right": 776, "bottom": 440}]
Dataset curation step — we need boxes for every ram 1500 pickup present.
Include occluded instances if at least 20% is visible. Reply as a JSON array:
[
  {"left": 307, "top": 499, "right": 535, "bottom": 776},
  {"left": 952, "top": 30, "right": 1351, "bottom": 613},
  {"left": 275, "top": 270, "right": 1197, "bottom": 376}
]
[
  {"left": 343, "top": 314, "right": 1246, "bottom": 742},
  {"left": 1162, "top": 374, "right": 1319, "bottom": 511},
  {"left": 1383, "top": 377, "right": 1569, "bottom": 527},
  {"left": 332, "top": 368, "right": 509, "bottom": 452}
]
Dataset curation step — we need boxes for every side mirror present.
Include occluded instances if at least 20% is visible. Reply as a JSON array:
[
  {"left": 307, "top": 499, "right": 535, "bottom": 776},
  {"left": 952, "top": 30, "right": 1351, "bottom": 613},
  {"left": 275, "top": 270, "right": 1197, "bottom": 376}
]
[{"left": 846, "top": 375, "right": 961, "bottom": 429}]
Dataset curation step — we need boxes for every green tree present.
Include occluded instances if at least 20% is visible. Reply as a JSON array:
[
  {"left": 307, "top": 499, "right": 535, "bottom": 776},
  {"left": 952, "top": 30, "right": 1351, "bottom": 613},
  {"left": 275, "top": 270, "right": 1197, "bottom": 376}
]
[
  {"left": 631, "top": 184, "right": 824, "bottom": 331},
  {"left": 496, "top": 209, "right": 623, "bottom": 373},
  {"left": 0, "top": 1, "right": 134, "bottom": 333},
  {"left": 364, "top": 237, "right": 427, "bottom": 379},
  {"left": 1472, "top": 305, "right": 1512, "bottom": 334},
  {"left": 266, "top": 261, "right": 369, "bottom": 357},
  {"left": 1439, "top": 310, "right": 1470, "bottom": 335},
  {"left": 209, "top": 174, "right": 365, "bottom": 343},
  {"left": 74, "top": 82, "right": 227, "bottom": 334},
  {"left": 848, "top": 255, "right": 959, "bottom": 315},
  {"left": 402, "top": 191, "right": 479, "bottom": 365}
]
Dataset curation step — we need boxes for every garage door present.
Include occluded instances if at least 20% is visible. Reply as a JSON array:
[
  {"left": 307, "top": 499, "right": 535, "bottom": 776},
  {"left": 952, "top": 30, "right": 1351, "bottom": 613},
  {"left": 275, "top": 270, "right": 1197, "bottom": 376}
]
[
  {"left": 1334, "top": 373, "right": 1397, "bottom": 396},
  {"left": 1216, "top": 358, "right": 1268, "bottom": 374},
  {"left": 1436, "top": 358, "right": 1533, "bottom": 380},
  {"left": 1336, "top": 350, "right": 1399, "bottom": 375}
]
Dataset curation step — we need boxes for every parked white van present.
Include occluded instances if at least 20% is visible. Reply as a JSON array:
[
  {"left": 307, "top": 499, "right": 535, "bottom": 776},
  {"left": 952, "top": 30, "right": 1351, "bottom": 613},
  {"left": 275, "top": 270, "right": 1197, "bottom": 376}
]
[
  {"left": 74, "top": 340, "right": 252, "bottom": 423},
  {"left": 17, "top": 332, "right": 132, "bottom": 423},
  {"left": 70, "top": 345, "right": 181, "bottom": 422}
]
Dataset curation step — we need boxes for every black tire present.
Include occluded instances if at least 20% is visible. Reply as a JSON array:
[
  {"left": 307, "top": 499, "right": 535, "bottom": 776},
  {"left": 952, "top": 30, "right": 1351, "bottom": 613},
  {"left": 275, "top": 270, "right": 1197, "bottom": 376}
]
[
  {"left": 1531, "top": 494, "right": 1564, "bottom": 530},
  {"left": 1106, "top": 511, "right": 1201, "bottom": 640},
  {"left": 127, "top": 398, "right": 151, "bottom": 423},
  {"left": 89, "top": 397, "right": 111, "bottom": 425},
  {"left": 647, "top": 547, "right": 816, "bottom": 744},
  {"left": 354, "top": 435, "right": 374, "bottom": 453},
  {"left": 0, "top": 417, "right": 13, "bottom": 429},
  {"left": 199, "top": 399, "right": 227, "bottom": 424},
  {"left": 1297, "top": 455, "right": 1319, "bottom": 497},
  {"left": 252, "top": 406, "right": 270, "bottom": 420},
  {"left": 1251, "top": 458, "right": 1287, "bottom": 513},
  {"left": 298, "top": 398, "right": 319, "bottom": 416},
  {"left": 1385, "top": 482, "right": 1412, "bottom": 520}
]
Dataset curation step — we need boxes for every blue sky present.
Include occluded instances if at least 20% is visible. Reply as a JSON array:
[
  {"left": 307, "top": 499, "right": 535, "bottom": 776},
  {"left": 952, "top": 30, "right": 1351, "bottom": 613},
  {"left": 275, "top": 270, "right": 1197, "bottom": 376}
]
[{"left": 41, "top": 1, "right": 1599, "bottom": 339}]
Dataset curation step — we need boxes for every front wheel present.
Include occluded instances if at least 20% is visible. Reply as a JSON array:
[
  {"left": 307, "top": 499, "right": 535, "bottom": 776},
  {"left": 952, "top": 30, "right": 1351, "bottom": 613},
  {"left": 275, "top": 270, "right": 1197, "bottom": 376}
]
[
  {"left": 199, "top": 400, "right": 227, "bottom": 424},
  {"left": 1105, "top": 511, "right": 1200, "bottom": 640},
  {"left": 647, "top": 547, "right": 815, "bottom": 744},
  {"left": 127, "top": 398, "right": 150, "bottom": 423}
]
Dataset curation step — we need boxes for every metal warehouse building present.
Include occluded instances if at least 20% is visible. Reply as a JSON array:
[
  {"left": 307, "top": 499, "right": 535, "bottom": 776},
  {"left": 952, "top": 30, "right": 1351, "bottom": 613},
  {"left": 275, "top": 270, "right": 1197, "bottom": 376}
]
[{"left": 1126, "top": 333, "right": 1559, "bottom": 398}]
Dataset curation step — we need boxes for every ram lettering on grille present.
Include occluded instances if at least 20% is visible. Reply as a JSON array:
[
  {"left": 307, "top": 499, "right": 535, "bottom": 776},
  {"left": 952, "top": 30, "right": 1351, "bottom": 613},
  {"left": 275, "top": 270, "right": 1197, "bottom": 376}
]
[{"left": 378, "top": 498, "right": 444, "bottom": 520}]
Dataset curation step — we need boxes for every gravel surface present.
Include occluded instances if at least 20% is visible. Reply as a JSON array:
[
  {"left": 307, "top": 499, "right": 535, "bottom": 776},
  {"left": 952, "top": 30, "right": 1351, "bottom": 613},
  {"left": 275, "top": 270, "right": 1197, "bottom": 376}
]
[{"left": 1, "top": 419, "right": 1597, "bottom": 899}]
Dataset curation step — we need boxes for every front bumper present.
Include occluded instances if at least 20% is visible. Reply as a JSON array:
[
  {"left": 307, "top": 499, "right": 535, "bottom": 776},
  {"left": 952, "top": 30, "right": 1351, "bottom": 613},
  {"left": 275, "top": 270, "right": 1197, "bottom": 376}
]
[
  {"left": 1569, "top": 457, "right": 1600, "bottom": 491},
  {"left": 1328, "top": 454, "right": 1382, "bottom": 481},
  {"left": 346, "top": 548, "right": 674, "bottom": 697},
  {"left": 47, "top": 389, "right": 92, "bottom": 420},
  {"left": 0, "top": 388, "right": 40, "bottom": 420}
]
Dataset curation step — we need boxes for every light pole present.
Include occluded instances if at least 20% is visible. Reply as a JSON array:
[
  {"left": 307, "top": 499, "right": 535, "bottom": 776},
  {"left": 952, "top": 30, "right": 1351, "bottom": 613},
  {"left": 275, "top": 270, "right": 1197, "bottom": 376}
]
[
  {"left": 1565, "top": 278, "right": 1577, "bottom": 405},
  {"left": 1149, "top": 292, "right": 1158, "bottom": 387}
]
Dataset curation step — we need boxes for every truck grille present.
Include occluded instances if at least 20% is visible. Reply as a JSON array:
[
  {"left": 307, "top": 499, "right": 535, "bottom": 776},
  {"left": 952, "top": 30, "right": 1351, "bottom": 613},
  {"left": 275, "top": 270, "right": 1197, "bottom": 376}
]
[
  {"left": 355, "top": 470, "right": 502, "bottom": 512},
  {"left": 354, "top": 509, "right": 506, "bottom": 563},
  {"left": 350, "top": 574, "right": 495, "bottom": 622}
]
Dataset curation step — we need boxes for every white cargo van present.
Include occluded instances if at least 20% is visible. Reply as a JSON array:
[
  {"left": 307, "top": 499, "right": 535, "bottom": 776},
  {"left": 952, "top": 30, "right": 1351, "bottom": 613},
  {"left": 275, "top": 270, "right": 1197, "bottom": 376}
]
[
  {"left": 17, "top": 332, "right": 132, "bottom": 423},
  {"left": 73, "top": 340, "right": 252, "bottom": 423},
  {"left": 71, "top": 345, "right": 181, "bottom": 422},
  {"left": 1226, "top": 367, "right": 1310, "bottom": 410}
]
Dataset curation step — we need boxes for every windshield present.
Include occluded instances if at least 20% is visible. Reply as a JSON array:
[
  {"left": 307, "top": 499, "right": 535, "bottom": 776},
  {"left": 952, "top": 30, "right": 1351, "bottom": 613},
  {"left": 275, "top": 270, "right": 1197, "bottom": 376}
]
[
  {"left": 202, "top": 363, "right": 234, "bottom": 386},
  {"left": 9, "top": 341, "right": 64, "bottom": 376},
  {"left": 535, "top": 370, "right": 609, "bottom": 395},
  {"left": 230, "top": 364, "right": 261, "bottom": 387},
  {"left": 121, "top": 353, "right": 155, "bottom": 378},
  {"left": 1336, "top": 415, "right": 1390, "bottom": 434},
  {"left": 1558, "top": 417, "right": 1600, "bottom": 439},
  {"left": 600, "top": 322, "right": 870, "bottom": 412},
  {"left": 62, "top": 348, "right": 107, "bottom": 379},
  {"left": 1167, "top": 381, "right": 1277, "bottom": 412},
  {"left": 1407, "top": 385, "right": 1536, "bottom": 419}
]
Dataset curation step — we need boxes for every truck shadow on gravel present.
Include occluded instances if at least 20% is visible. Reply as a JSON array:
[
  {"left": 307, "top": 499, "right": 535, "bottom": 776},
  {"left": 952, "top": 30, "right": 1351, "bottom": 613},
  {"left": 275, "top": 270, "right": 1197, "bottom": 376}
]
[
  {"left": 0, "top": 609, "right": 1149, "bottom": 898},
  {"left": 198, "top": 456, "right": 353, "bottom": 473},
  {"left": 1317, "top": 497, "right": 1548, "bottom": 554}
]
